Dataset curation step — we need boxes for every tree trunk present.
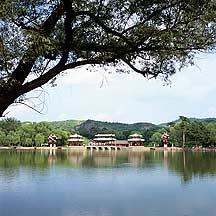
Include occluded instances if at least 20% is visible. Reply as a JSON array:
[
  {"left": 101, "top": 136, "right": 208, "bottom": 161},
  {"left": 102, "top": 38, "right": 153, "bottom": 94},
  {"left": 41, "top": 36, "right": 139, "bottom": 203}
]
[
  {"left": 182, "top": 131, "right": 186, "bottom": 148},
  {"left": 0, "top": 95, "right": 17, "bottom": 116}
]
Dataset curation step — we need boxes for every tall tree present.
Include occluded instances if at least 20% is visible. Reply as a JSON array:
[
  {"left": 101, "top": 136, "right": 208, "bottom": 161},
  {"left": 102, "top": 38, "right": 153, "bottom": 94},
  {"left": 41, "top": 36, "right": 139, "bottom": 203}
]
[
  {"left": 179, "top": 116, "right": 190, "bottom": 148},
  {"left": 0, "top": 0, "right": 216, "bottom": 115},
  {"left": 0, "top": 118, "right": 21, "bottom": 133}
]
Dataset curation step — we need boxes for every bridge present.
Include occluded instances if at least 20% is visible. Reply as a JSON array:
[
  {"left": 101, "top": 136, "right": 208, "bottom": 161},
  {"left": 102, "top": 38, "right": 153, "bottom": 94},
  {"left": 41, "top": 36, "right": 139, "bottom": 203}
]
[{"left": 85, "top": 145, "right": 124, "bottom": 151}]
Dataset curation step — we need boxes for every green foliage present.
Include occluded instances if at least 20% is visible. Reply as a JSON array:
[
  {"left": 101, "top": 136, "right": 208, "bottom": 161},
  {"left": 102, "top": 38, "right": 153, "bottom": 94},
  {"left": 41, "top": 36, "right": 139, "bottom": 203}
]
[
  {"left": 50, "top": 120, "right": 84, "bottom": 131},
  {"left": 150, "top": 132, "right": 162, "bottom": 145},
  {"left": 206, "top": 122, "right": 216, "bottom": 145},
  {"left": 0, "top": 117, "right": 216, "bottom": 148},
  {"left": 76, "top": 119, "right": 158, "bottom": 140},
  {"left": 35, "top": 133, "right": 45, "bottom": 146},
  {"left": 0, "top": 0, "right": 216, "bottom": 115},
  {"left": 53, "top": 128, "right": 70, "bottom": 146},
  {"left": 0, "top": 118, "right": 21, "bottom": 133},
  {"left": 24, "top": 138, "right": 33, "bottom": 147}
]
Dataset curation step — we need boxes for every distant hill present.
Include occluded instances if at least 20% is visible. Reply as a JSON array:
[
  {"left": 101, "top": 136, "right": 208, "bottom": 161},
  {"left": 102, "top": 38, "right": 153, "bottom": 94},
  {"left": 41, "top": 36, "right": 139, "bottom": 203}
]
[
  {"left": 50, "top": 119, "right": 84, "bottom": 131},
  {"left": 75, "top": 119, "right": 156, "bottom": 131},
  {"left": 159, "top": 117, "right": 216, "bottom": 127},
  {"left": 74, "top": 119, "right": 158, "bottom": 139},
  {"left": 48, "top": 117, "right": 216, "bottom": 139}
]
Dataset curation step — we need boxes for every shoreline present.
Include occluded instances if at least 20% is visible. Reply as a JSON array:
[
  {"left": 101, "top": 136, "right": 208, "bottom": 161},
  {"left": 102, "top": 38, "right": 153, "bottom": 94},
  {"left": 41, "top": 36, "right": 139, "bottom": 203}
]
[
  {"left": 1, "top": 146, "right": 214, "bottom": 152},
  {"left": 0, "top": 146, "right": 183, "bottom": 151}
]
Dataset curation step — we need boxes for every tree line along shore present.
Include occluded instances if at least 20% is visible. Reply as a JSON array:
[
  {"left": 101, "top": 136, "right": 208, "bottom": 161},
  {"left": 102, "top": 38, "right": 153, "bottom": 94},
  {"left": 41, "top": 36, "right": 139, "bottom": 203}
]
[{"left": 1, "top": 117, "right": 216, "bottom": 148}]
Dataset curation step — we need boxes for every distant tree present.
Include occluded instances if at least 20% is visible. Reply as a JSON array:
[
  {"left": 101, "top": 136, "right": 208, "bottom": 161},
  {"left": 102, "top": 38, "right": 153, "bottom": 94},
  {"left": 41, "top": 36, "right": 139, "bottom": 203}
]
[
  {"left": 0, "top": 118, "right": 21, "bottom": 133},
  {"left": 179, "top": 116, "right": 190, "bottom": 148},
  {"left": 5, "top": 132, "right": 16, "bottom": 146},
  {"left": 24, "top": 138, "right": 33, "bottom": 147},
  {"left": 206, "top": 122, "right": 216, "bottom": 146},
  {"left": 18, "top": 123, "right": 36, "bottom": 145},
  {"left": 10, "top": 132, "right": 20, "bottom": 145},
  {"left": 169, "top": 126, "right": 178, "bottom": 146},
  {"left": 150, "top": 132, "right": 162, "bottom": 146},
  {"left": 1, "top": 0, "right": 216, "bottom": 115},
  {"left": 0, "top": 130, "right": 6, "bottom": 145},
  {"left": 186, "top": 122, "right": 209, "bottom": 147},
  {"left": 54, "top": 128, "right": 70, "bottom": 145},
  {"left": 35, "top": 133, "right": 45, "bottom": 146}
]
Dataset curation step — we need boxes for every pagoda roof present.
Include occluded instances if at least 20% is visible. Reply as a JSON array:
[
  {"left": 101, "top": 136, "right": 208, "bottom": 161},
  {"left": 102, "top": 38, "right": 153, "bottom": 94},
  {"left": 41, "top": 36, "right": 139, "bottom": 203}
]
[
  {"left": 129, "top": 133, "right": 143, "bottom": 138},
  {"left": 94, "top": 134, "right": 116, "bottom": 137},
  {"left": 68, "top": 138, "right": 84, "bottom": 142},
  {"left": 69, "top": 134, "right": 83, "bottom": 138},
  {"left": 93, "top": 137, "right": 117, "bottom": 141},
  {"left": 128, "top": 138, "right": 144, "bottom": 142}
]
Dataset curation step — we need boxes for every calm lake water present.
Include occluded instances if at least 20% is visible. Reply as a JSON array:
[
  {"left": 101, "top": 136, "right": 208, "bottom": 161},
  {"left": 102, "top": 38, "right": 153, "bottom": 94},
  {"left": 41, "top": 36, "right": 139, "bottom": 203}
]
[{"left": 0, "top": 150, "right": 216, "bottom": 216}]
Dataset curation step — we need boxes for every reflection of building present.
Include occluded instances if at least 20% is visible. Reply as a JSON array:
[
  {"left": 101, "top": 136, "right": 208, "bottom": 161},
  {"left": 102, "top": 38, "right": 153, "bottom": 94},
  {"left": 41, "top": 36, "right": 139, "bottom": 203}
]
[
  {"left": 128, "top": 133, "right": 144, "bottom": 146},
  {"left": 128, "top": 152, "right": 145, "bottom": 166},
  {"left": 68, "top": 134, "right": 84, "bottom": 146},
  {"left": 67, "top": 151, "right": 85, "bottom": 166},
  {"left": 93, "top": 134, "right": 116, "bottom": 146},
  {"left": 93, "top": 152, "right": 116, "bottom": 167}
]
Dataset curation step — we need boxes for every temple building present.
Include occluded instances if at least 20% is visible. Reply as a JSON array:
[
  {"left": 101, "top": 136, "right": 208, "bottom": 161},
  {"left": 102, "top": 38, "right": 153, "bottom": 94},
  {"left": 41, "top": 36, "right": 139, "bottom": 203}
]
[
  {"left": 128, "top": 133, "right": 144, "bottom": 146},
  {"left": 93, "top": 134, "right": 116, "bottom": 146},
  {"left": 67, "top": 134, "right": 84, "bottom": 146}
]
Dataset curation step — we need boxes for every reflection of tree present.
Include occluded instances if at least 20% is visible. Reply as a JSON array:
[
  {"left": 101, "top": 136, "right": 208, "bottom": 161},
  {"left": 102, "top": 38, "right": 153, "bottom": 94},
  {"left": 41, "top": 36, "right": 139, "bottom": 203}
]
[
  {"left": 1, "top": 150, "right": 216, "bottom": 183},
  {"left": 167, "top": 151, "right": 216, "bottom": 182}
]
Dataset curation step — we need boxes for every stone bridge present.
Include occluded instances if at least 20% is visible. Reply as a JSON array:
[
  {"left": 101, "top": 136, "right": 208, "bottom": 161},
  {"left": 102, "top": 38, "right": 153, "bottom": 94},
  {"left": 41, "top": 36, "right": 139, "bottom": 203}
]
[{"left": 85, "top": 146, "right": 124, "bottom": 151}]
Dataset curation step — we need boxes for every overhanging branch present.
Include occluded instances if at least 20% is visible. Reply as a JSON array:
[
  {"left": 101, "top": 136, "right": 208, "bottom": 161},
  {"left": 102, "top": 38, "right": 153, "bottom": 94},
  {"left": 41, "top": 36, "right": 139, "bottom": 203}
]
[{"left": 20, "top": 58, "right": 113, "bottom": 95}]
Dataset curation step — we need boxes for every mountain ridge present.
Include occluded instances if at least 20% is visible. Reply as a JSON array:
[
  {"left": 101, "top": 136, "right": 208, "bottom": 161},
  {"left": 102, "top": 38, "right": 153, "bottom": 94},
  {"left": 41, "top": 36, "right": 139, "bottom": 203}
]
[{"left": 49, "top": 117, "right": 216, "bottom": 131}]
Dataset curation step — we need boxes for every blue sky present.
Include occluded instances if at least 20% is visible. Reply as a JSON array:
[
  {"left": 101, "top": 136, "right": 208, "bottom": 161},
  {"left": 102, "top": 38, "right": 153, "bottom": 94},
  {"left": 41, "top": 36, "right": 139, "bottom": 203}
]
[{"left": 6, "top": 53, "right": 216, "bottom": 124}]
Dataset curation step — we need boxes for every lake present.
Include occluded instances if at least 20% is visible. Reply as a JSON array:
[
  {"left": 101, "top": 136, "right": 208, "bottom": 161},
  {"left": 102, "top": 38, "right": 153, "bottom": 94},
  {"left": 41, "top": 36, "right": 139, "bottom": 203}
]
[{"left": 0, "top": 149, "right": 216, "bottom": 216}]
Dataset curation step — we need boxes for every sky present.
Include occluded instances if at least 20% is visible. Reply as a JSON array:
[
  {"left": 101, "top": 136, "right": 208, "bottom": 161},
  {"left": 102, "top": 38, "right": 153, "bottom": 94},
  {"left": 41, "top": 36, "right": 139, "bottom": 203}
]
[{"left": 5, "top": 53, "right": 216, "bottom": 124}]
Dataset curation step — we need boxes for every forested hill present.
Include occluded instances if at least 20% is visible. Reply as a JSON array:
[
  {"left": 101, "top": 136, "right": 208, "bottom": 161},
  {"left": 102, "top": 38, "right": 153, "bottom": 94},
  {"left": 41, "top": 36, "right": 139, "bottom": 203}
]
[
  {"left": 49, "top": 119, "right": 84, "bottom": 131},
  {"left": 50, "top": 119, "right": 157, "bottom": 131},
  {"left": 75, "top": 119, "right": 156, "bottom": 130},
  {"left": 159, "top": 117, "right": 216, "bottom": 127},
  {"left": 74, "top": 119, "right": 158, "bottom": 139},
  {"left": 50, "top": 118, "right": 216, "bottom": 132}
]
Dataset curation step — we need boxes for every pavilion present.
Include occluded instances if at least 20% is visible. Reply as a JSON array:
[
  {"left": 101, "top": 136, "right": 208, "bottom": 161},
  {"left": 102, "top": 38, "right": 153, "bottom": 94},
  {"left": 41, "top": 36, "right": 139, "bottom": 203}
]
[
  {"left": 67, "top": 134, "right": 84, "bottom": 146},
  {"left": 128, "top": 133, "right": 144, "bottom": 146},
  {"left": 93, "top": 134, "right": 116, "bottom": 146}
]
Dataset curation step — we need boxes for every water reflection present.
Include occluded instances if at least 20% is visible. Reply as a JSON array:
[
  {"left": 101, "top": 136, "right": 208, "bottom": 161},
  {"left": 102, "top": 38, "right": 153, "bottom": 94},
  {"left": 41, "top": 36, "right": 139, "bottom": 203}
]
[
  {"left": 1, "top": 150, "right": 216, "bottom": 216},
  {"left": 0, "top": 150, "right": 216, "bottom": 182}
]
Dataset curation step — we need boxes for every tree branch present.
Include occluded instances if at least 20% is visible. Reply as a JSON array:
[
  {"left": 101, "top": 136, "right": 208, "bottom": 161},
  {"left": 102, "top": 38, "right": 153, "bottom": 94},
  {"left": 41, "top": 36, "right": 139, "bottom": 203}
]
[
  {"left": 20, "top": 58, "right": 113, "bottom": 95},
  {"left": 8, "top": 3, "right": 64, "bottom": 84},
  {"left": 75, "top": 10, "right": 135, "bottom": 47},
  {"left": 121, "top": 58, "right": 149, "bottom": 77}
]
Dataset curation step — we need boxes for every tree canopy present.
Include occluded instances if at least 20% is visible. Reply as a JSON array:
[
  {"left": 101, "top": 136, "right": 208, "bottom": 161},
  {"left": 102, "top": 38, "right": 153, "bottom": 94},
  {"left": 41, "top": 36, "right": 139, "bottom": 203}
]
[{"left": 0, "top": 0, "right": 215, "bottom": 115}]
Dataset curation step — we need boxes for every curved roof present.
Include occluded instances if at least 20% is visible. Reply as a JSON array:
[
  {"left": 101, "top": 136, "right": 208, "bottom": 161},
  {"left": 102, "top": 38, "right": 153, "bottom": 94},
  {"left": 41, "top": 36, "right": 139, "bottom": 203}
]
[
  {"left": 68, "top": 138, "right": 84, "bottom": 142},
  {"left": 128, "top": 138, "right": 144, "bottom": 142},
  {"left": 93, "top": 138, "right": 116, "bottom": 141},
  {"left": 69, "top": 134, "right": 83, "bottom": 138},
  {"left": 129, "top": 133, "right": 143, "bottom": 138},
  {"left": 94, "top": 134, "right": 116, "bottom": 137}
]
